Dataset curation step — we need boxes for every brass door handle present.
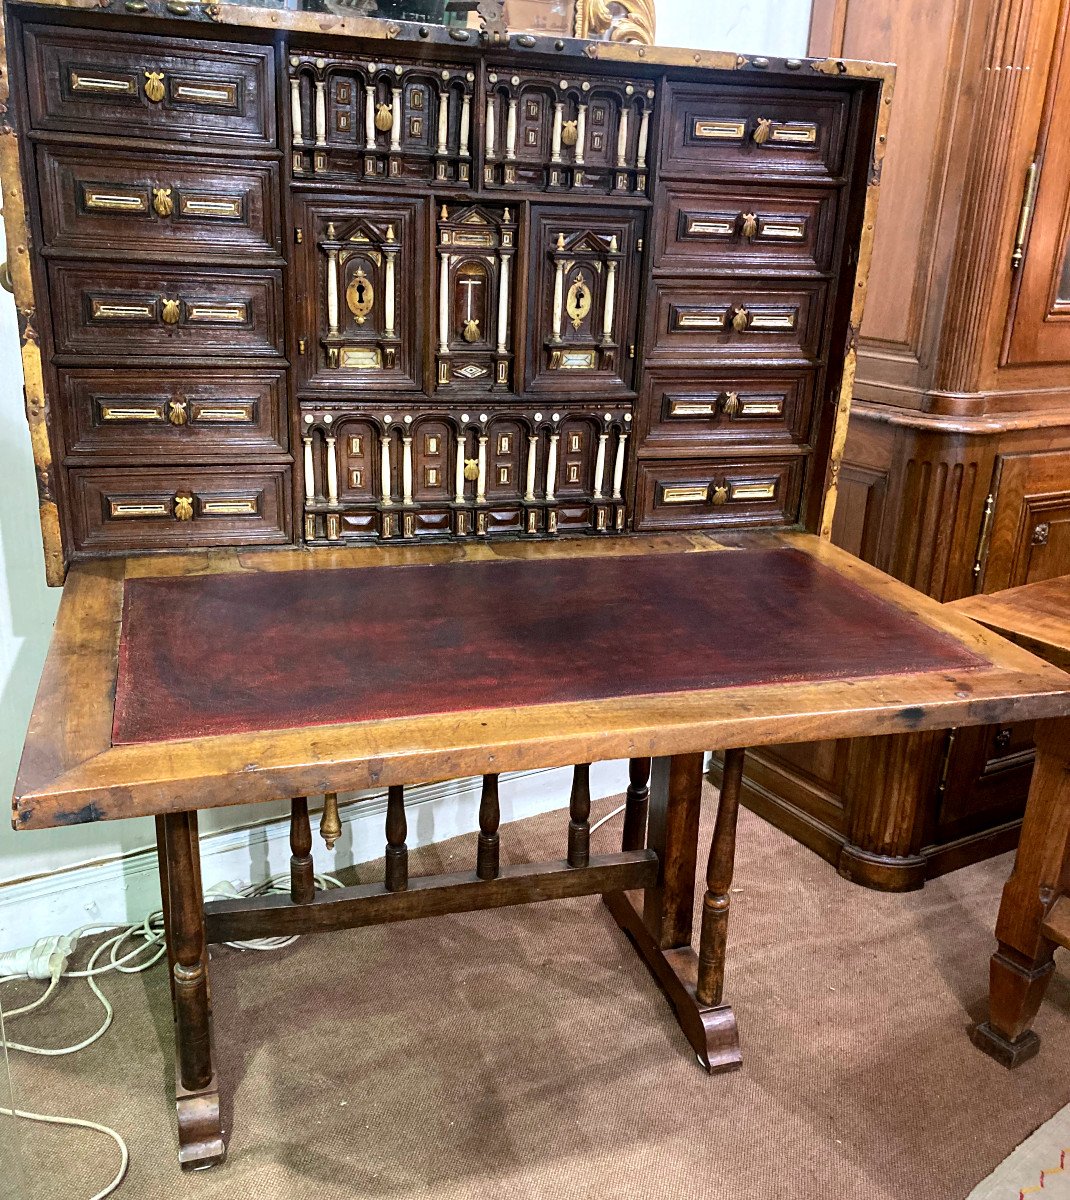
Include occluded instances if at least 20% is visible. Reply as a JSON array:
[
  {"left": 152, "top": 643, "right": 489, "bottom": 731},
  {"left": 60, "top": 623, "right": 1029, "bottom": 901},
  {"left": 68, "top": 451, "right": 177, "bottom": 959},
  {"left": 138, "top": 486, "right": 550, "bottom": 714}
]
[
  {"left": 730, "top": 305, "right": 750, "bottom": 333},
  {"left": 144, "top": 70, "right": 166, "bottom": 102}
]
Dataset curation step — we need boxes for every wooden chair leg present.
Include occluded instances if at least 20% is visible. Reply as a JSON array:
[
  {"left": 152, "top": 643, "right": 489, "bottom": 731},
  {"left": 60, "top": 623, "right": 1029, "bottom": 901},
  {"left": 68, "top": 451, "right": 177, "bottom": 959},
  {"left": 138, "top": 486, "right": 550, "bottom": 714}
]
[
  {"left": 155, "top": 814, "right": 177, "bottom": 1020},
  {"left": 697, "top": 748, "right": 745, "bottom": 1007},
  {"left": 568, "top": 764, "right": 591, "bottom": 868},
  {"left": 477, "top": 773, "right": 501, "bottom": 880},
  {"left": 622, "top": 757, "right": 651, "bottom": 852},
  {"left": 385, "top": 785, "right": 408, "bottom": 892},
  {"left": 972, "top": 715, "right": 1070, "bottom": 1067},
  {"left": 161, "top": 811, "right": 225, "bottom": 1169},
  {"left": 290, "top": 797, "right": 316, "bottom": 905}
]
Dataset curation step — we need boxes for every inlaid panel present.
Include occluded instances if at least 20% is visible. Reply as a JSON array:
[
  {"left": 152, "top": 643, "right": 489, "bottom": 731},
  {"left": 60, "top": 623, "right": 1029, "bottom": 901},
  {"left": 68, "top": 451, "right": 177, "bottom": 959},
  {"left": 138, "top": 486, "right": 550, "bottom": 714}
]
[
  {"left": 24, "top": 26, "right": 275, "bottom": 146},
  {"left": 633, "top": 456, "right": 806, "bottom": 530},
  {"left": 37, "top": 146, "right": 282, "bottom": 262}
]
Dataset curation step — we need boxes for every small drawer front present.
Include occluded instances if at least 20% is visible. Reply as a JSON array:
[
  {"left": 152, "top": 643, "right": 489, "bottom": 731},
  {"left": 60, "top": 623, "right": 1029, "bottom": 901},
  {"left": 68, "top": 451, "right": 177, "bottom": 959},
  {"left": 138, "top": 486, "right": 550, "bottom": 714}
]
[
  {"left": 61, "top": 369, "right": 287, "bottom": 459},
  {"left": 70, "top": 465, "right": 290, "bottom": 551},
  {"left": 662, "top": 83, "right": 850, "bottom": 181},
  {"left": 654, "top": 184, "right": 838, "bottom": 275},
  {"left": 24, "top": 26, "right": 275, "bottom": 146},
  {"left": 649, "top": 280, "right": 828, "bottom": 363},
  {"left": 637, "top": 368, "right": 819, "bottom": 455},
  {"left": 37, "top": 146, "right": 282, "bottom": 262},
  {"left": 634, "top": 456, "right": 804, "bottom": 531},
  {"left": 50, "top": 264, "right": 284, "bottom": 359}
]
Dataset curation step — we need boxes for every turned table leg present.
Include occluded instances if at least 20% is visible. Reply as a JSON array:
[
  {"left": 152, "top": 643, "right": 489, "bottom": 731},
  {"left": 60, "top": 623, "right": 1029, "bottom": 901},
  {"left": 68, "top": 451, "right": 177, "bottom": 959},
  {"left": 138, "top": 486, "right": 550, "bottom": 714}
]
[
  {"left": 161, "top": 810, "right": 225, "bottom": 1169},
  {"left": 972, "top": 716, "right": 1070, "bottom": 1067},
  {"left": 622, "top": 757, "right": 651, "bottom": 852},
  {"left": 697, "top": 748, "right": 745, "bottom": 1007}
]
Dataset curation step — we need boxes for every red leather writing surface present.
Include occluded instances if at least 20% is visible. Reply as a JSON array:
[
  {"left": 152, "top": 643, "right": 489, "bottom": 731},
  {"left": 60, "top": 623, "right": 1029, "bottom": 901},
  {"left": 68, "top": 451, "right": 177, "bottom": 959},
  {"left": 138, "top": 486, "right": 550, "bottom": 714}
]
[{"left": 113, "top": 549, "right": 986, "bottom": 745}]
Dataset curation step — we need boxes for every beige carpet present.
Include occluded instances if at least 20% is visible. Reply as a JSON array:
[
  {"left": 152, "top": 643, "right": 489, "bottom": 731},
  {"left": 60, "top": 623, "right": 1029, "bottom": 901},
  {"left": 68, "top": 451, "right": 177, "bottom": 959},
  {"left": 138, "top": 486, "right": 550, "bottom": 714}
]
[{"left": 5, "top": 784, "right": 1070, "bottom": 1200}]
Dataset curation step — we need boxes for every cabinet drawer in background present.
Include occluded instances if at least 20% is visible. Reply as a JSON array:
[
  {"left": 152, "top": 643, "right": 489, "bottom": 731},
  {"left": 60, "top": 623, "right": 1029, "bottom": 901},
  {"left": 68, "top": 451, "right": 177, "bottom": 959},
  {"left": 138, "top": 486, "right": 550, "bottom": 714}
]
[
  {"left": 636, "top": 368, "right": 820, "bottom": 455},
  {"left": 61, "top": 369, "right": 288, "bottom": 460},
  {"left": 648, "top": 280, "right": 828, "bottom": 363},
  {"left": 37, "top": 146, "right": 282, "bottom": 262},
  {"left": 49, "top": 264, "right": 284, "bottom": 359},
  {"left": 23, "top": 25, "right": 275, "bottom": 146},
  {"left": 653, "top": 184, "right": 838, "bottom": 275},
  {"left": 633, "top": 456, "right": 805, "bottom": 531},
  {"left": 69, "top": 465, "right": 290, "bottom": 551}
]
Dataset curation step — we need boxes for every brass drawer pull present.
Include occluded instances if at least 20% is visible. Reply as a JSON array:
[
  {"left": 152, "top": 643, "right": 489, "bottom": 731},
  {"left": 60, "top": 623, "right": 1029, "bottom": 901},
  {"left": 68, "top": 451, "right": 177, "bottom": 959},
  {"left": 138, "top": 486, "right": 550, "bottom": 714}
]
[
  {"left": 167, "top": 397, "right": 188, "bottom": 425},
  {"left": 152, "top": 187, "right": 174, "bottom": 217},
  {"left": 752, "top": 117, "right": 773, "bottom": 145},
  {"left": 740, "top": 213, "right": 758, "bottom": 239},
  {"left": 730, "top": 305, "right": 751, "bottom": 333},
  {"left": 711, "top": 484, "right": 729, "bottom": 505},
  {"left": 722, "top": 391, "right": 742, "bottom": 416},
  {"left": 144, "top": 70, "right": 166, "bottom": 103},
  {"left": 174, "top": 492, "right": 194, "bottom": 521},
  {"left": 161, "top": 297, "right": 181, "bottom": 325}
]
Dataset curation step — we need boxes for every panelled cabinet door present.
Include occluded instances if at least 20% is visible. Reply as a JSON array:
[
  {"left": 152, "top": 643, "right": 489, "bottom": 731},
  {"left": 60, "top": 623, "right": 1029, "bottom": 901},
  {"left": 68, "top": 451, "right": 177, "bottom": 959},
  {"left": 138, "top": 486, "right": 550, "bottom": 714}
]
[
  {"left": 525, "top": 207, "right": 643, "bottom": 393},
  {"left": 980, "top": 450, "right": 1070, "bottom": 591},
  {"left": 1006, "top": 26, "right": 1070, "bottom": 366},
  {"left": 293, "top": 197, "right": 426, "bottom": 393}
]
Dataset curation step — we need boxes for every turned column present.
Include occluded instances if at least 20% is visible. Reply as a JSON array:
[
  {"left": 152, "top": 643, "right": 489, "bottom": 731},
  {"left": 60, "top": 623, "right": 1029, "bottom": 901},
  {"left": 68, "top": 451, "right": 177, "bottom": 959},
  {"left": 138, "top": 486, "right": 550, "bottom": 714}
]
[
  {"left": 290, "top": 797, "right": 315, "bottom": 905},
  {"left": 697, "top": 749, "right": 746, "bottom": 1007},
  {"left": 385, "top": 785, "right": 408, "bottom": 892},
  {"left": 622, "top": 757, "right": 651, "bottom": 852},
  {"left": 568, "top": 764, "right": 591, "bottom": 868},
  {"left": 477, "top": 773, "right": 501, "bottom": 880}
]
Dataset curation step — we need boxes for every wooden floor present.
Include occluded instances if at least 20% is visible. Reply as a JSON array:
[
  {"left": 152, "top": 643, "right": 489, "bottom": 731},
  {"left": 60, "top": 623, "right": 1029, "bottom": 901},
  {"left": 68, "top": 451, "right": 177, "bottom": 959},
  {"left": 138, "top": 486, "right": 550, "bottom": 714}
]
[{"left": 6, "top": 790, "right": 1070, "bottom": 1200}]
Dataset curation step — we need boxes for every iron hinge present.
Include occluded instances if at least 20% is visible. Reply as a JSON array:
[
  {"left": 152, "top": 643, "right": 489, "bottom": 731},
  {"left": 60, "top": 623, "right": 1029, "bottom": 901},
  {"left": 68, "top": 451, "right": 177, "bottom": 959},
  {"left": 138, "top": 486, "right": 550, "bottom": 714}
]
[
  {"left": 295, "top": 226, "right": 304, "bottom": 244},
  {"left": 972, "top": 491, "right": 996, "bottom": 591},
  {"left": 936, "top": 728, "right": 957, "bottom": 802},
  {"left": 1011, "top": 160, "right": 1039, "bottom": 270}
]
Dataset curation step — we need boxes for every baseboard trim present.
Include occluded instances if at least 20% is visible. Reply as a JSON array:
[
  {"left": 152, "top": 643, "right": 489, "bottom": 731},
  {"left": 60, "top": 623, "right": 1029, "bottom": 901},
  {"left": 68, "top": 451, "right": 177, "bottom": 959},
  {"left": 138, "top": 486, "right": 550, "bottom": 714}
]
[{"left": 1, "top": 762, "right": 629, "bottom": 953}]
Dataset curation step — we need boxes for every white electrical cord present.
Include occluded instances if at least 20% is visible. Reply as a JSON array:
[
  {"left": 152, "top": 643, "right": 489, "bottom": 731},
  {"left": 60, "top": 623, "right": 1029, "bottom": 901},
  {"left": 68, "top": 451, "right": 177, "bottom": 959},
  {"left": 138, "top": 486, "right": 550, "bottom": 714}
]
[
  {"left": 0, "top": 869, "right": 343, "bottom": 1199},
  {"left": 590, "top": 803, "right": 627, "bottom": 834}
]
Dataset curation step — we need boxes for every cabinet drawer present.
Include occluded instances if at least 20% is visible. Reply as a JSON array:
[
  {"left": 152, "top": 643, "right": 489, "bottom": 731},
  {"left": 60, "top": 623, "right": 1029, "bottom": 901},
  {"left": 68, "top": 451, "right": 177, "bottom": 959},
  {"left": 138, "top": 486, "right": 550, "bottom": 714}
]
[
  {"left": 633, "top": 456, "right": 804, "bottom": 531},
  {"left": 61, "top": 369, "right": 287, "bottom": 460},
  {"left": 50, "top": 264, "right": 284, "bottom": 359},
  {"left": 649, "top": 280, "right": 828, "bottom": 363},
  {"left": 37, "top": 146, "right": 282, "bottom": 262},
  {"left": 653, "top": 184, "right": 838, "bottom": 275},
  {"left": 662, "top": 83, "right": 850, "bottom": 181},
  {"left": 637, "top": 368, "right": 819, "bottom": 455},
  {"left": 70, "top": 465, "right": 290, "bottom": 551},
  {"left": 24, "top": 26, "right": 275, "bottom": 146}
]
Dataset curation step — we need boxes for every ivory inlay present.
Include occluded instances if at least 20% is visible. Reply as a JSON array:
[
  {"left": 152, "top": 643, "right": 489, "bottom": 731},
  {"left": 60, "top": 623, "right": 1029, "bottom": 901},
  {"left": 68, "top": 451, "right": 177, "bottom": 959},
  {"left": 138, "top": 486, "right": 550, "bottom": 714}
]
[
  {"left": 339, "top": 347, "right": 383, "bottom": 369},
  {"left": 100, "top": 403, "right": 164, "bottom": 422},
  {"left": 686, "top": 216, "right": 735, "bottom": 237},
  {"left": 180, "top": 196, "right": 243, "bottom": 219},
  {"left": 83, "top": 189, "right": 147, "bottom": 212},
  {"left": 70, "top": 72, "right": 135, "bottom": 95},
  {"left": 770, "top": 122, "right": 817, "bottom": 145},
  {"left": 200, "top": 498, "right": 258, "bottom": 516},
  {"left": 92, "top": 300, "right": 156, "bottom": 321},
  {"left": 194, "top": 404, "right": 254, "bottom": 423},
  {"left": 290, "top": 77, "right": 304, "bottom": 145},
  {"left": 326, "top": 435, "right": 339, "bottom": 504},
  {"left": 740, "top": 398, "right": 785, "bottom": 417},
  {"left": 761, "top": 220, "right": 806, "bottom": 240},
  {"left": 109, "top": 500, "right": 170, "bottom": 518},
  {"left": 174, "top": 82, "right": 237, "bottom": 106},
  {"left": 729, "top": 480, "right": 778, "bottom": 501},
  {"left": 612, "top": 432, "right": 627, "bottom": 500},
  {"left": 669, "top": 399, "right": 719, "bottom": 417},
  {"left": 749, "top": 311, "right": 797, "bottom": 331},
  {"left": 303, "top": 436, "right": 315, "bottom": 501},
  {"left": 693, "top": 118, "right": 745, "bottom": 140},
  {"left": 186, "top": 303, "right": 247, "bottom": 323},
  {"left": 545, "top": 432, "right": 559, "bottom": 502},
  {"left": 662, "top": 484, "right": 708, "bottom": 505}
]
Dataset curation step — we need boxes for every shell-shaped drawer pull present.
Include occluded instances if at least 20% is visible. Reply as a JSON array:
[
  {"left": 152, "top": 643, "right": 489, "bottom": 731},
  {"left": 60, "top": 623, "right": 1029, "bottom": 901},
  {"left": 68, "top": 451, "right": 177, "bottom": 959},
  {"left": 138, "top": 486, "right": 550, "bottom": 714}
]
[
  {"left": 722, "top": 391, "right": 742, "bottom": 416},
  {"left": 144, "top": 70, "right": 166, "bottom": 103},
  {"left": 152, "top": 187, "right": 174, "bottom": 218},
  {"left": 161, "top": 298, "right": 181, "bottom": 325},
  {"left": 752, "top": 117, "right": 772, "bottom": 145},
  {"left": 740, "top": 212, "right": 758, "bottom": 239},
  {"left": 712, "top": 483, "right": 729, "bottom": 506},
  {"left": 174, "top": 491, "right": 194, "bottom": 521},
  {"left": 731, "top": 306, "right": 751, "bottom": 333},
  {"left": 167, "top": 397, "right": 188, "bottom": 426}
]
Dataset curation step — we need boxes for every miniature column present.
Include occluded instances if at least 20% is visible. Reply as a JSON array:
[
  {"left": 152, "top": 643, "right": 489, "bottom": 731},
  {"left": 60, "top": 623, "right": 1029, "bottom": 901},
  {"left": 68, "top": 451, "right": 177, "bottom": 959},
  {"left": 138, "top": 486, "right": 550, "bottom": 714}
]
[
  {"left": 485, "top": 93, "right": 497, "bottom": 159},
  {"left": 637, "top": 101, "right": 651, "bottom": 169},
  {"left": 525, "top": 434, "right": 539, "bottom": 501},
  {"left": 497, "top": 253, "right": 510, "bottom": 356},
  {"left": 593, "top": 431, "right": 608, "bottom": 498},
  {"left": 390, "top": 86, "right": 402, "bottom": 153},
  {"left": 575, "top": 103, "right": 587, "bottom": 165},
  {"left": 616, "top": 104, "right": 630, "bottom": 168},
  {"left": 384, "top": 226, "right": 398, "bottom": 340},
  {"left": 315, "top": 78, "right": 327, "bottom": 148},
  {"left": 505, "top": 96, "right": 519, "bottom": 160},
  {"left": 437, "top": 83, "right": 450, "bottom": 156},
  {"left": 602, "top": 237, "right": 618, "bottom": 346},
  {"left": 303, "top": 435, "right": 315, "bottom": 500},
  {"left": 402, "top": 434, "right": 414, "bottom": 504},
  {"left": 365, "top": 84, "right": 377, "bottom": 150},
  {"left": 380, "top": 431, "right": 392, "bottom": 504},
  {"left": 551, "top": 235, "right": 566, "bottom": 343},
  {"left": 476, "top": 434, "right": 488, "bottom": 504},
  {"left": 325, "top": 435, "right": 339, "bottom": 505},
  {"left": 439, "top": 246, "right": 451, "bottom": 355},
  {"left": 546, "top": 431, "right": 560, "bottom": 502},
  {"left": 551, "top": 101, "right": 564, "bottom": 163},
  {"left": 326, "top": 247, "right": 340, "bottom": 336},
  {"left": 613, "top": 431, "right": 628, "bottom": 499},
  {"left": 455, "top": 430, "right": 467, "bottom": 503},
  {"left": 459, "top": 89, "right": 472, "bottom": 157},
  {"left": 290, "top": 76, "right": 304, "bottom": 145}
]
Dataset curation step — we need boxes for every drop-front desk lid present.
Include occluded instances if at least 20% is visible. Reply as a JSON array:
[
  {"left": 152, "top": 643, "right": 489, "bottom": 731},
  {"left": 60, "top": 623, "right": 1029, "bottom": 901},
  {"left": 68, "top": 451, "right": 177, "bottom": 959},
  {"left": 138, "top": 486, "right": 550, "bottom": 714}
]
[{"left": 13, "top": 532, "right": 1070, "bottom": 830}]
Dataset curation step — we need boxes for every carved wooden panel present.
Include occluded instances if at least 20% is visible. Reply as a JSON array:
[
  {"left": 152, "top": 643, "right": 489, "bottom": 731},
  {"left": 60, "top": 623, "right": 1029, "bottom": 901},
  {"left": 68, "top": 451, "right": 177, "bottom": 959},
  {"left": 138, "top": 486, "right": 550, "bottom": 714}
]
[
  {"left": 633, "top": 455, "right": 805, "bottom": 531},
  {"left": 982, "top": 449, "right": 1070, "bottom": 591}
]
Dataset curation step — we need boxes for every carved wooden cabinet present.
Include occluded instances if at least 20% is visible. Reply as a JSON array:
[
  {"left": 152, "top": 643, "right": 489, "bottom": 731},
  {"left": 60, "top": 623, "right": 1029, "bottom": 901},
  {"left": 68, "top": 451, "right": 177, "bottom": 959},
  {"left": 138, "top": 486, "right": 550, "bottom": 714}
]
[{"left": 2, "top": 0, "right": 888, "bottom": 585}]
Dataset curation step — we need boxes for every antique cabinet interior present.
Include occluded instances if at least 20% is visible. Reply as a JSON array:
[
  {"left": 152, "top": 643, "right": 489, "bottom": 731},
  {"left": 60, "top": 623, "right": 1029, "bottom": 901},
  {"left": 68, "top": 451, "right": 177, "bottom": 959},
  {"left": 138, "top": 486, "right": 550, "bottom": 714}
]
[{"left": 3, "top": 2, "right": 885, "bottom": 575}]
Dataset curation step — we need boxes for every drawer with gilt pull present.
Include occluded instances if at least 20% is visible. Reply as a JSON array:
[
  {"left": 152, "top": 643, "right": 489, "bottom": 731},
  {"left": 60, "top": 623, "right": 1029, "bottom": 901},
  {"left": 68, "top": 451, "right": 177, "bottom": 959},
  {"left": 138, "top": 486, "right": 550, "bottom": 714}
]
[
  {"left": 60, "top": 369, "right": 288, "bottom": 460},
  {"left": 636, "top": 367, "right": 820, "bottom": 455},
  {"left": 69, "top": 465, "right": 290, "bottom": 552},
  {"left": 23, "top": 25, "right": 275, "bottom": 146},
  {"left": 633, "top": 455, "right": 805, "bottom": 531},
  {"left": 648, "top": 279, "right": 828, "bottom": 363},
  {"left": 37, "top": 146, "right": 282, "bottom": 263},
  {"left": 49, "top": 263, "right": 284, "bottom": 360},
  {"left": 661, "top": 83, "right": 850, "bottom": 181},
  {"left": 653, "top": 184, "right": 838, "bottom": 275}
]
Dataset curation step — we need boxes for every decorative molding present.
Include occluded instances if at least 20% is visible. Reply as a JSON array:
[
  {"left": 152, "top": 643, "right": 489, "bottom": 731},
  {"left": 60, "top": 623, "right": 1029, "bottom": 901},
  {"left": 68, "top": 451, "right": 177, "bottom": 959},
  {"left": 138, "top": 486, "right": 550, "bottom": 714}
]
[{"left": 574, "top": 0, "right": 655, "bottom": 44}]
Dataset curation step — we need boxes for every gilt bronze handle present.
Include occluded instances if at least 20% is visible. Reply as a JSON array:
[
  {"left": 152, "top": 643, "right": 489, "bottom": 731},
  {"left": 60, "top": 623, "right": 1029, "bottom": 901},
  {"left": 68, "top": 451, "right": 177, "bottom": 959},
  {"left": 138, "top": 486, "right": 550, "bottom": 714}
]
[
  {"left": 752, "top": 117, "right": 772, "bottom": 145},
  {"left": 740, "top": 212, "right": 758, "bottom": 239},
  {"left": 730, "top": 306, "right": 750, "bottom": 333},
  {"left": 161, "top": 298, "right": 181, "bottom": 325},
  {"left": 144, "top": 70, "right": 166, "bottom": 102}
]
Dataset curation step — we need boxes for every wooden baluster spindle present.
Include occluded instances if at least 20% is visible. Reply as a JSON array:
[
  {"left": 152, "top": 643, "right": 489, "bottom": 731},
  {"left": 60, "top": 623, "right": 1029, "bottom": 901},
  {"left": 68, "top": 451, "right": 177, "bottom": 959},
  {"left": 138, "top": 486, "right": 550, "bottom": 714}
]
[
  {"left": 477, "top": 773, "right": 501, "bottom": 880},
  {"left": 568, "top": 763, "right": 591, "bottom": 868},
  {"left": 622, "top": 756, "right": 651, "bottom": 851},
  {"left": 696, "top": 749, "right": 746, "bottom": 1007},
  {"left": 290, "top": 796, "right": 315, "bottom": 905},
  {"left": 385, "top": 785, "right": 408, "bottom": 892},
  {"left": 320, "top": 791, "right": 342, "bottom": 850}
]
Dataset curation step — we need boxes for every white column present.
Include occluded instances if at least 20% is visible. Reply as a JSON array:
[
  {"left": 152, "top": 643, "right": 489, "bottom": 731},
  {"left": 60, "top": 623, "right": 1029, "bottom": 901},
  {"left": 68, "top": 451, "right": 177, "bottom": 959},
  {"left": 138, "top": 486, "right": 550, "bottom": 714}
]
[
  {"left": 326, "top": 436, "right": 339, "bottom": 504},
  {"left": 602, "top": 247, "right": 618, "bottom": 345},
  {"left": 437, "top": 85, "right": 449, "bottom": 155},
  {"left": 496, "top": 255, "right": 510, "bottom": 355},
  {"left": 290, "top": 77, "right": 304, "bottom": 145},
  {"left": 303, "top": 436, "right": 315, "bottom": 500},
  {"left": 546, "top": 433, "right": 560, "bottom": 502},
  {"left": 551, "top": 102, "right": 564, "bottom": 163},
  {"left": 575, "top": 104, "right": 587, "bottom": 164},
  {"left": 315, "top": 79, "right": 327, "bottom": 148},
  {"left": 551, "top": 243, "right": 565, "bottom": 342},
  {"left": 612, "top": 432, "right": 628, "bottom": 500},
  {"left": 380, "top": 433, "right": 392, "bottom": 504},
  {"left": 439, "top": 252, "right": 450, "bottom": 355},
  {"left": 385, "top": 246, "right": 397, "bottom": 339},
  {"left": 365, "top": 85, "right": 377, "bottom": 150},
  {"left": 616, "top": 105, "right": 630, "bottom": 167},
  {"left": 593, "top": 432, "right": 608, "bottom": 498},
  {"left": 402, "top": 436, "right": 413, "bottom": 504},
  {"left": 455, "top": 432, "right": 466, "bottom": 503},
  {"left": 485, "top": 94, "right": 497, "bottom": 159},
  {"left": 459, "top": 91, "right": 471, "bottom": 157},
  {"left": 637, "top": 104, "right": 650, "bottom": 169},
  {"left": 327, "top": 248, "right": 339, "bottom": 336},
  {"left": 390, "top": 87, "right": 402, "bottom": 152},
  {"left": 505, "top": 97, "right": 518, "bottom": 160},
  {"left": 476, "top": 435, "right": 488, "bottom": 504},
  {"left": 525, "top": 435, "right": 538, "bottom": 501}
]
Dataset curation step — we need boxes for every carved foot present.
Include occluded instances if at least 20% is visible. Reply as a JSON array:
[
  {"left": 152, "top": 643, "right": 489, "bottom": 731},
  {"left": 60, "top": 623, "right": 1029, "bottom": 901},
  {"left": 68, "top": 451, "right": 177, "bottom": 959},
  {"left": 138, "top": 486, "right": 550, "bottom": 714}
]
[
  {"left": 176, "top": 1075, "right": 226, "bottom": 1170},
  {"left": 604, "top": 891, "right": 743, "bottom": 1074},
  {"left": 969, "top": 1022, "right": 1041, "bottom": 1069}
]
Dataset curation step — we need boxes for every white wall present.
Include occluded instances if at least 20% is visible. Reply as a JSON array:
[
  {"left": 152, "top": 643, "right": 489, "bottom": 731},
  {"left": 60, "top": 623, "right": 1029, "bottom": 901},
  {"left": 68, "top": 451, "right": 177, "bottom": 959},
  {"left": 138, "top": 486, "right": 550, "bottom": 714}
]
[{"left": 656, "top": 0, "right": 812, "bottom": 58}]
